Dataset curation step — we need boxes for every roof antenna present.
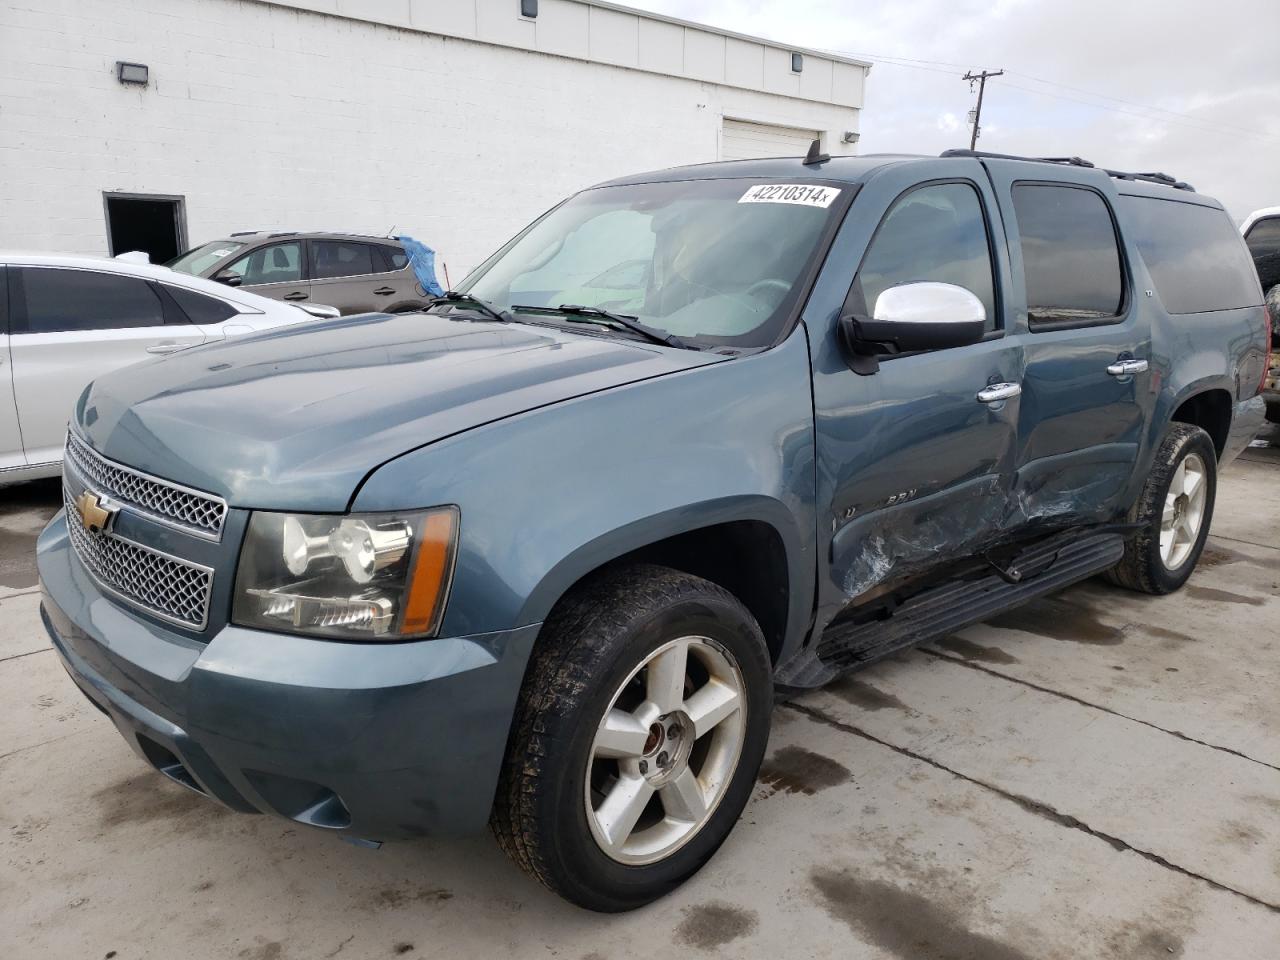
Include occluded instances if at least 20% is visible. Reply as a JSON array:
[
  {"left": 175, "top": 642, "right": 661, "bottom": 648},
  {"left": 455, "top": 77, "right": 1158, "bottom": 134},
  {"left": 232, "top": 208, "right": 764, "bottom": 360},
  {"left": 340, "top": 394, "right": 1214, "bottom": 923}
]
[{"left": 803, "top": 138, "right": 830, "bottom": 166}]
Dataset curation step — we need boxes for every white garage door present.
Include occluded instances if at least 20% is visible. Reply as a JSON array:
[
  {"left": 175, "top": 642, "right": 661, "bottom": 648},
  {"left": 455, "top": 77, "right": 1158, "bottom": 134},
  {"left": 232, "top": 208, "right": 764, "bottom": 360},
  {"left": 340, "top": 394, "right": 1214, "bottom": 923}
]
[{"left": 720, "top": 119, "right": 820, "bottom": 161}]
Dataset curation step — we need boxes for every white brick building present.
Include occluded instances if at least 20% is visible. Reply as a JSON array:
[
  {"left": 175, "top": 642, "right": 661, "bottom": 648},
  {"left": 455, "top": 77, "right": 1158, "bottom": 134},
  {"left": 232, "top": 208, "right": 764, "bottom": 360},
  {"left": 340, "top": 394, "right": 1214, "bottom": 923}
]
[{"left": 0, "top": 0, "right": 868, "bottom": 276}]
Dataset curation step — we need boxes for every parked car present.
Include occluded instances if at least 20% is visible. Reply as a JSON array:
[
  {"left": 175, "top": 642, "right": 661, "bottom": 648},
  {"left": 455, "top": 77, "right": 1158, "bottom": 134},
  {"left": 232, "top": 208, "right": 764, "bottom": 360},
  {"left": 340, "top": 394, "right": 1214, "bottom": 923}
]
[
  {"left": 38, "top": 150, "right": 1268, "bottom": 912},
  {"left": 168, "top": 232, "right": 431, "bottom": 315},
  {"left": 1241, "top": 207, "right": 1279, "bottom": 420},
  {"left": 0, "top": 254, "right": 336, "bottom": 486}
]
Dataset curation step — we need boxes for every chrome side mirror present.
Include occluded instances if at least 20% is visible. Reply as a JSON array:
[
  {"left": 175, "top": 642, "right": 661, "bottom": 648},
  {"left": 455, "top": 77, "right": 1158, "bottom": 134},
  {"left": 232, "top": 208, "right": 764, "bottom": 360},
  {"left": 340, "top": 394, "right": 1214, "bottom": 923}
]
[{"left": 839, "top": 282, "right": 987, "bottom": 373}]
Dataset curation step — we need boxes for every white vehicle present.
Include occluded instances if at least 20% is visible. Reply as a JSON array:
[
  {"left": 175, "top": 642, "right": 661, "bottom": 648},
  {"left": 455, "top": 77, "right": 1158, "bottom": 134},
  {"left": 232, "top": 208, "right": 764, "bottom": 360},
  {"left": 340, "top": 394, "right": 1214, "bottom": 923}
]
[{"left": 0, "top": 253, "right": 339, "bottom": 486}]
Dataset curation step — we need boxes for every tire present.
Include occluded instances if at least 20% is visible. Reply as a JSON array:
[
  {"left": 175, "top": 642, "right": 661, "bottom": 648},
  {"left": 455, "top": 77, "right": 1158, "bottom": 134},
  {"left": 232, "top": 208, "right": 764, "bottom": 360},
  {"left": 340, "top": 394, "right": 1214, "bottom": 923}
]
[
  {"left": 491, "top": 563, "right": 772, "bottom": 912},
  {"left": 1106, "top": 422, "right": 1217, "bottom": 595}
]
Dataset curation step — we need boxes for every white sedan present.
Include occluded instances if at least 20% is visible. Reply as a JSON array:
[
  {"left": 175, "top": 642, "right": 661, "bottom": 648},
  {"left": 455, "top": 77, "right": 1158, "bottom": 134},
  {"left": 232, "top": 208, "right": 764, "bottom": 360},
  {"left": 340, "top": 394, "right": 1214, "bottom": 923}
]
[{"left": 0, "top": 253, "right": 339, "bottom": 486}]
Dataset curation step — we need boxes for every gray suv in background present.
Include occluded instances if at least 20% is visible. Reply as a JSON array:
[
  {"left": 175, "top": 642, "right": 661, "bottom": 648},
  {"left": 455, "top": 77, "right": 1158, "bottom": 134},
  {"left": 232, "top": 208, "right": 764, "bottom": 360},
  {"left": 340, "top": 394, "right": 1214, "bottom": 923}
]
[{"left": 168, "top": 231, "right": 430, "bottom": 315}]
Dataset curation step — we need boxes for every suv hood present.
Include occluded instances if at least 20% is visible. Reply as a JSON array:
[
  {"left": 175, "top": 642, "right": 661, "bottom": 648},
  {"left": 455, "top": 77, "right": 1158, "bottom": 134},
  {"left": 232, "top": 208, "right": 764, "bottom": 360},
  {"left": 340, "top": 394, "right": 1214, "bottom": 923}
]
[{"left": 77, "top": 312, "right": 722, "bottom": 510}]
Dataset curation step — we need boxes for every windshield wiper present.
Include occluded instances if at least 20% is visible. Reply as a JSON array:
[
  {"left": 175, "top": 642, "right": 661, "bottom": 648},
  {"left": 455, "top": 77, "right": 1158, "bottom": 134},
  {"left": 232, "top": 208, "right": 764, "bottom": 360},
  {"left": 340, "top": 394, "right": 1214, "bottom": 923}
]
[
  {"left": 429, "top": 291, "right": 515, "bottom": 324},
  {"left": 511, "top": 304, "right": 689, "bottom": 349}
]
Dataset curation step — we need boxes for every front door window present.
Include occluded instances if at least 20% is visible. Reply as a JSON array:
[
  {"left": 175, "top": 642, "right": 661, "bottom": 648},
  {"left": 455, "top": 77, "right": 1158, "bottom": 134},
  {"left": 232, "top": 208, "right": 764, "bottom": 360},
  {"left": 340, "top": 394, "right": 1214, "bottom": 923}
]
[
  {"left": 225, "top": 242, "right": 303, "bottom": 286},
  {"left": 854, "top": 181, "right": 998, "bottom": 334}
]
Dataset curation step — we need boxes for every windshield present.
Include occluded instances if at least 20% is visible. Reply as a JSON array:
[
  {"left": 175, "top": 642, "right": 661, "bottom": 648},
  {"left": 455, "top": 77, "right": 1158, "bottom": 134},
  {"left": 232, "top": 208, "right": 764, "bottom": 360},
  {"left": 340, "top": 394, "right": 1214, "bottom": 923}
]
[
  {"left": 168, "top": 240, "right": 245, "bottom": 275},
  {"left": 462, "top": 179, "right": 845, "bottom": 348}
]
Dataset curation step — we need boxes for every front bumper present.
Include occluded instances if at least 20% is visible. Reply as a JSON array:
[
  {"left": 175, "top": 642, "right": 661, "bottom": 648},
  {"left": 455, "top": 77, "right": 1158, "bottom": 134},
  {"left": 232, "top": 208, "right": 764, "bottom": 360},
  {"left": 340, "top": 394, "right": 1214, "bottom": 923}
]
[{"left": 38, "top": 511, "right": 539, "bottom": 840}]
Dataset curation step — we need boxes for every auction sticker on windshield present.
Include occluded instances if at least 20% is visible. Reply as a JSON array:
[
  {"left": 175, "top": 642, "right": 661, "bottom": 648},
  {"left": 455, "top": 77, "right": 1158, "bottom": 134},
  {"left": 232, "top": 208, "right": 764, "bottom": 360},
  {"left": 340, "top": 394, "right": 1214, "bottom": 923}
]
[{"left": 738, "top": 184, "right": 840, "bottom": 208}]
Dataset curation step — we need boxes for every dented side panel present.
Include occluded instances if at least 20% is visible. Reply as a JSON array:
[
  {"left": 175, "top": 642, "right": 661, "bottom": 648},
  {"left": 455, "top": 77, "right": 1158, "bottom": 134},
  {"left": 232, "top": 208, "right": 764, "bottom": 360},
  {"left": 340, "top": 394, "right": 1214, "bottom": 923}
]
[
  {"left": 827, "top": 442, "right": 1133, "bottom": 608},
  {"left": 979, "top": 160, "right": 1156, "bottom": 532},
  {"left": 796, "top": 158, "right": 1253, "bottom": 654},
  {"left": 831, "top": 474, "right": 1007, "bottom": 600},
  {"left": 805, "top": 157, "right": 1025, "bottom": 628}
]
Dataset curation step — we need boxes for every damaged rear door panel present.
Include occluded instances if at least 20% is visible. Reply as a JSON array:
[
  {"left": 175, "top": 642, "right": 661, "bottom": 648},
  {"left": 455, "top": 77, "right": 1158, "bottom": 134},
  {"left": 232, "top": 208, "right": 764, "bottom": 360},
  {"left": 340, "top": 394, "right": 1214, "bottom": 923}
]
[
  {"left": 983, "top": 161, "right": 1156, "bottom": 527},
  {"left": 810, "top": 159, "right": 1025, "bottom": 622}
]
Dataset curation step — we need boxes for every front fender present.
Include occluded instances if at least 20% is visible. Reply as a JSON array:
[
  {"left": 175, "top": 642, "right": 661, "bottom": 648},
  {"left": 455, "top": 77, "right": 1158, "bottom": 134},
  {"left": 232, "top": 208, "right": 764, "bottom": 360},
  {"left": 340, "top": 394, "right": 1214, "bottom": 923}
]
[
  {"left": 351, "top": 328, "right": 819, "bottom": 645},
  {"left": 516, "top": 493, "right": 809, "bottom": 634}
]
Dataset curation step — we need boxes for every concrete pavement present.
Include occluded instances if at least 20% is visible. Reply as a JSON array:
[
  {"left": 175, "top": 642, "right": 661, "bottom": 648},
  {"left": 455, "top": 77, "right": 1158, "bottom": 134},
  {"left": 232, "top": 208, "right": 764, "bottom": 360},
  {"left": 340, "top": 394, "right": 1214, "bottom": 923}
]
[{"left": 2, "top": 430, "right": 1278, "bottom": 959}]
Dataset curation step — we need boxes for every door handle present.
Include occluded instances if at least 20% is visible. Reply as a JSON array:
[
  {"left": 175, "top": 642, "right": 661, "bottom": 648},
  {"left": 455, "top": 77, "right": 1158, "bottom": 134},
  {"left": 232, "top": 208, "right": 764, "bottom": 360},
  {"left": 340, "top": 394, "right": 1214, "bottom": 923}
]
[
  {"left": 1107, "top": 358, "right": 1148, "bottom": 376},
  {"left": 145, "top": 342, "right": 185, "bottom": 355},
  {"left": 283, "top": 292, "right": 308, "bottom": 301},
  {"left": 373, "top": 287, "right": 395, "bottom": 296},
  {"left": 977, "top": 382, "right": 1022, "bottom": 403}
]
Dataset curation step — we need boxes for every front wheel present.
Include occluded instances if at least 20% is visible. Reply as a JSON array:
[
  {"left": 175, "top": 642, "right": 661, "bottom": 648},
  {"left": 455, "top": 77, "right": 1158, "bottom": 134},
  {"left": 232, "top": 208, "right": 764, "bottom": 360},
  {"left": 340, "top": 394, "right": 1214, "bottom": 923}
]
[
  {"left": 1106, "top": 422, "right": 1217, "bottom": 594},
  {"left": 491, "top": 564, "right": 772, "bottom": 912}
]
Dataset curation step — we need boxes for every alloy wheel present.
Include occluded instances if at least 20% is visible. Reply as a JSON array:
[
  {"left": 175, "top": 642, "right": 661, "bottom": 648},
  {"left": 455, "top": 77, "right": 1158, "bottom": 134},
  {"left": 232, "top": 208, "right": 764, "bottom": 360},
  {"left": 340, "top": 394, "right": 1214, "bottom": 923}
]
[
  {"left": 1159, "top": 451, "right": 1208, "bottom": 570},
  {"left": 584, "top": 635, "right": 747, "bottom": 865}
]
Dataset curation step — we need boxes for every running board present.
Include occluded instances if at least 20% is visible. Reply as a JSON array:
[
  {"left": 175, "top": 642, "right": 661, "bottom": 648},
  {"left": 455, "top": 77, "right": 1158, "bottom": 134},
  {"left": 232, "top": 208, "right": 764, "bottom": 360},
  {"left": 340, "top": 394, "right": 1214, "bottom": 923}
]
[{"left": 775, "top": 530, "right": 1126, "bottom": 691}]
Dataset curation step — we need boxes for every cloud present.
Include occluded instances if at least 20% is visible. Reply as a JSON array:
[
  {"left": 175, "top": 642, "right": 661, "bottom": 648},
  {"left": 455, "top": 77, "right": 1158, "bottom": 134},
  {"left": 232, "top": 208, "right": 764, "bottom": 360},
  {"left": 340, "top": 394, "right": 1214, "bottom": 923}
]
[
  {"left": 937, "top": 112, "right": 962, "bottom": 133},
  {"left": 634, "top": 0, "right": 1279, "bottom": 218}
]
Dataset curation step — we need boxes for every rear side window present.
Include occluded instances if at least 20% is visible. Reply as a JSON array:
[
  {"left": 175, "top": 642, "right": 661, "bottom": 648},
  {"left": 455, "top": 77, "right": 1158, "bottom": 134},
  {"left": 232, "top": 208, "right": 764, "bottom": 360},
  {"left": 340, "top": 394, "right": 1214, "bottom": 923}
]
[
  {"left": 1245, "top": 216, "right": 1280, "bottom": 294},
  {"left": 376, "top": 244, "right": 410, "bottom": 272},
  {"left": 15, "top": 267, "right": 164, "bottom": 333},
  {"left": 1121, "top": 196, "right": 1262, "bottom": 314},
  {"left": 854, "top": 181, "right": 998, "bottom": 333},
  {"left": 164, "top": 285, "right": 238, "bottom": 324},
  {"left": 311, "top": 241, "right": 375, "bottom": 279},
  {"left": 1012, "top": 184, "right": 1124, "bottom": 327}
]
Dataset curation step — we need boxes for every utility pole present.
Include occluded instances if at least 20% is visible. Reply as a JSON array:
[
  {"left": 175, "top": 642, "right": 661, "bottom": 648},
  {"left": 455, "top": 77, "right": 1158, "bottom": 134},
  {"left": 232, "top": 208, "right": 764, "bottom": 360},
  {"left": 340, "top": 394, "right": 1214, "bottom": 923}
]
[{"left": 964, "top": 69, "right": 1003, "bottom": 150}]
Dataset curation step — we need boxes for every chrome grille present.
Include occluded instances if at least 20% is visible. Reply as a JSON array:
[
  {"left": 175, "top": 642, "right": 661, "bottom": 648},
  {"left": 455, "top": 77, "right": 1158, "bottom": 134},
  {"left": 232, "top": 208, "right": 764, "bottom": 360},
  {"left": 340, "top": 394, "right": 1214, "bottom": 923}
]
[
  {"left": 65, "top": 432, "right": 227, "bottom": 540},
  {"left": 63, "top": 487, "right": 214, "bottom": 630}
]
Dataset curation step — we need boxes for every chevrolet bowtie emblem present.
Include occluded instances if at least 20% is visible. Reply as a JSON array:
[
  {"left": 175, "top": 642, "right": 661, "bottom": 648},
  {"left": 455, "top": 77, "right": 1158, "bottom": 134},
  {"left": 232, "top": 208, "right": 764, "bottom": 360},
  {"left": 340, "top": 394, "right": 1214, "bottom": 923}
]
[{"left": 74, "top": 491, "right": 116, "bottom": 535}]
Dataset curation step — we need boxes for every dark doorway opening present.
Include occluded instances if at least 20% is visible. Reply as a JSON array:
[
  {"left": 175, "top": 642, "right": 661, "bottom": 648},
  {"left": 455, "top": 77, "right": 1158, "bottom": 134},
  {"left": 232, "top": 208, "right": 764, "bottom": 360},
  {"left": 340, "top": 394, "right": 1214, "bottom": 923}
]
[{"left": 103, "top": 193, "right": 187, "bottom": 265}]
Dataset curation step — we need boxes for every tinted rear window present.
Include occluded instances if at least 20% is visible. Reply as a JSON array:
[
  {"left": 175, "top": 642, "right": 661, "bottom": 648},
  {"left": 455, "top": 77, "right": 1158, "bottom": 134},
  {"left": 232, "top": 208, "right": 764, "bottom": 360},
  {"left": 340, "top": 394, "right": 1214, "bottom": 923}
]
[
  {"left": 311, "top": 240, "right": 375, "bottom": 279},
  {"left": 1245, "top": 216, "right": 1280, "bottom": 294},
  {"left": 376, "top": 244, "right": 410, "bottom": 271},
  {"left": 1011, "top": 184, "right": 1124, "bottom": 326},
  {"left": 1121, "top": 196, "right": 1262, "bottom": 314},
  {"left": 165, "top": 284, "right": 238, "bottom": 324}
]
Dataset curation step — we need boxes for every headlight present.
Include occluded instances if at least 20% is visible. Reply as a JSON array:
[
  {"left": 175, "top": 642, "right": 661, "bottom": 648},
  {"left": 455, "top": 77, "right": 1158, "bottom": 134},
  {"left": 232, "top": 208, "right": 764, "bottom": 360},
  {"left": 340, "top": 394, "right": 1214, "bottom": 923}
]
[{"left": 232, "top": 507, "right": 459, "bottom": 640}]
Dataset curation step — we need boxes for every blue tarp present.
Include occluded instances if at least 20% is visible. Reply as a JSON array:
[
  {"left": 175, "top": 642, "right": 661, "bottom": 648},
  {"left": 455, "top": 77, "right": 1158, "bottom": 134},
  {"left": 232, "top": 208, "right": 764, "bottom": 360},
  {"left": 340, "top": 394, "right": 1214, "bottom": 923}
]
[{"left": 397, "top": 235, "right": 445, "bottom": 297}]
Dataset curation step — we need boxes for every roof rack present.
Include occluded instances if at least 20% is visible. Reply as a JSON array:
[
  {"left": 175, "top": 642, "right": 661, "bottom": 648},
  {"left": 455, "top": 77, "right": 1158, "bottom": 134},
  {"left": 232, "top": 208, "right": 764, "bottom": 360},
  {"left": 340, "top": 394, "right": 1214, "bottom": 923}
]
[
  {"left": 940, "top": 149, "right": 1195, "bottom": 192},
  {"left": 228, "top": 230, "right": 401, "bottom": 240}
]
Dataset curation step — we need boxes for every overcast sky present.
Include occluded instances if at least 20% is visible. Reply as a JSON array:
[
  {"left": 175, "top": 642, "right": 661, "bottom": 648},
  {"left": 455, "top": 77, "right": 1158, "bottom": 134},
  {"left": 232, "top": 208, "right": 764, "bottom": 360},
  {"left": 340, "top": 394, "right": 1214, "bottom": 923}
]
[{"left": 634, "top": 0, "right": 1278, "bottom": 220}]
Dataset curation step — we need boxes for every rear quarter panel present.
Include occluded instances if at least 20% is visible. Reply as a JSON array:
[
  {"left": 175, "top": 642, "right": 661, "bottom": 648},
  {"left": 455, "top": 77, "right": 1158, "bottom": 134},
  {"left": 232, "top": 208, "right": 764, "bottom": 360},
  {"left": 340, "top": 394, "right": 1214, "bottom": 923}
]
[{"left": 1115, "top": 191, "right": 1269, "bottom": 467}]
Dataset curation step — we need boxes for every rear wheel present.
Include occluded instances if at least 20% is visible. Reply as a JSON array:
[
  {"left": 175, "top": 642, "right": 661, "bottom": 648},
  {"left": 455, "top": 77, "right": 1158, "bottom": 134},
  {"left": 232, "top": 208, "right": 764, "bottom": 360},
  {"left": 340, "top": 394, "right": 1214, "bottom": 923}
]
[
  {"left": 1107, "top": 422, "right": 1217, "bottom": 594},
  {"left": 491, "top": 564, "right": 772, "bottom": 912}
]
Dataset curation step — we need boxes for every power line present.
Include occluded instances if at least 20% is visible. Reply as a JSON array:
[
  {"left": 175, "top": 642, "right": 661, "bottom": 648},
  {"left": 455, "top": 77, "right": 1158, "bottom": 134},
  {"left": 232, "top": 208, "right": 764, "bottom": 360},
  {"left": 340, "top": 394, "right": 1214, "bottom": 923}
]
[
  {"left": 1002, "top": 69, "right": 1262, "bottom": 139},
  {"left": 839, "top": 48, "right": 1256, "bottom": 132},
  {"left": 837, "top": 50, "right": 972, "bottom": 70},
  {"left": 998, "top": 79, "right": 1280, "bottom": 144},
  {"left": 825, "top": 48, "right": 1277, "bottom": 145}
]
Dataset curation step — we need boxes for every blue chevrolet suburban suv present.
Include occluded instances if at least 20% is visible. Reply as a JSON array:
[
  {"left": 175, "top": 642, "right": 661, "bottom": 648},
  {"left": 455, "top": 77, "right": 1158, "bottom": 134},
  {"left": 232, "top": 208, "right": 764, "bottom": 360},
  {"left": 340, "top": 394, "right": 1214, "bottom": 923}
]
[{"left": 38, "top": 149, "right": 1269, "bottom": 911}]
